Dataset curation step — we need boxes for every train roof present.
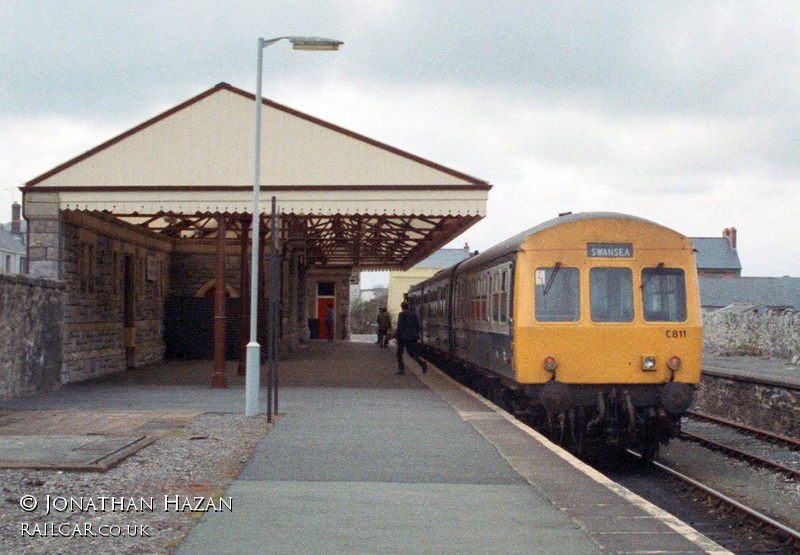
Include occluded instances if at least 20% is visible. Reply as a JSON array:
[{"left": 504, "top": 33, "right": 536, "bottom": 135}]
[
  {"left": 410, "top": 212, "right": 682, "bottom": 292},
  {"left": 457, "top": 212, "right": 682, "bottom": 274}
]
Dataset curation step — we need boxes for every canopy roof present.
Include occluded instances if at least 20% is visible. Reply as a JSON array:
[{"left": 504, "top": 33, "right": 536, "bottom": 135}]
[{"left": 23, "top": 83, "right": 490, "bottom": 269}]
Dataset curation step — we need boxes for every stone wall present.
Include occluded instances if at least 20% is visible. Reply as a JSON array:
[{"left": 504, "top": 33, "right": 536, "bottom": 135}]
[
  {"left": 702, "top": 304, "right": 800, "bottom": 359},
  {"left": 0, "top": 274, "right": 65, "bottom": 397},
  {"left": 60, "top": 217, "right": 169, "bottom": 383},
  {"left": 693, "top": 374, "right": 800, "bottom": 438}
]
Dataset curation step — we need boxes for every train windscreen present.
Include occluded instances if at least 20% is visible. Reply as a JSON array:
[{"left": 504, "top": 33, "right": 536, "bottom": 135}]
[
  {"left": 535, "top": 266, "right": 579, "bottom": 322},
  {"left": 641, "top": 268, "right": 687, "bottom": 322},
  {"left": 590, "top": 268, "right": 634, "bottom": 322}
]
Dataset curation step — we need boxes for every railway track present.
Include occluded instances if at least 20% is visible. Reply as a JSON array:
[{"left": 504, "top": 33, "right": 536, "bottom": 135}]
[
  {"left": 681, "top": 410, "right": 800, "bottom": 480},
  {"left": 426, "top": 352, "right": 800, "bottom": 552},
  {"left": 627, "top": 448, "right": 800, "bottom": 551}
]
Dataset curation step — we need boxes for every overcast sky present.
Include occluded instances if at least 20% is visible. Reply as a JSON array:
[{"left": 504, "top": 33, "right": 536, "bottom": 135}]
[{"left": 2, "top": 1, "right": 798, "bottom": 287}]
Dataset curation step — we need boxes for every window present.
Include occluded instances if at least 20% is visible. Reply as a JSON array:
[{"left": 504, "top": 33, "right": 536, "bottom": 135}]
[
  {"left": 491, "top": 274, "right": 500, "bottom": 322},
  {"left": 79, "top": 242, "right": 97, "bottom": 294},
  {"left": 590, "top": 268, "right": 634, "bottom": 322},
  {"left": 642, "top": 268, "right": 687, "bottom": 321},
  {"left": 500, "top": 270, "right": 508, "bottom": 322},
  {"left": 535, "top": 266, "right": 579, "bottom": 322}
]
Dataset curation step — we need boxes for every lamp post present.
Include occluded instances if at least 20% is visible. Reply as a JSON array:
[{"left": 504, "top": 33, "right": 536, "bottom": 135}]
[{"left": 246, "top": 36, "right": 343, "bottom": 416}]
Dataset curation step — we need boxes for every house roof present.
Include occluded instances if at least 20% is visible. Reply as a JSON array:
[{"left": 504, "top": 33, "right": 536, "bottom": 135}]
[
  {"left": 699, "top": 276, "right": 800, "bottom": 310},
  {"left": 0, "top": 228, "right": 25, "bottom": 254},
  {"left": 691, "top": 237, "right": 741, "bottom": 272},
  {"left": 22, "top": 83, "right": 490, "bottom": 270}
]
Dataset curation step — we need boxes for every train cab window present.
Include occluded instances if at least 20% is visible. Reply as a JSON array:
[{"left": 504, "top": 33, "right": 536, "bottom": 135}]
[
  {"left": 642, "top": 268, "right": 687, "bottom": 322},
  {"left": 535, "top": 266, "right": 579, "bottom": 322},
  {"left": 590, "top": 268, "right": 634, "bottom": 322}
]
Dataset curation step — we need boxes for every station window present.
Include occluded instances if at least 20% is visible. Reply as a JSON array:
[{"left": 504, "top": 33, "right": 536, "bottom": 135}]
[
  {"left": 642, "top": 267, "right": 687, "bottom": 322},
  {"left": 535, "top": 266, "right": 579, "bottom": 322},
  {"left": 590, "top": 268, "right": 634, "bottom": 322}
]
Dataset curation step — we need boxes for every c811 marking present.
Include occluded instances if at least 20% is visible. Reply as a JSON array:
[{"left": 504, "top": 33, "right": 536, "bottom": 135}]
[{"left": 666, "top": 329, "right": 687, "bottom": 338}]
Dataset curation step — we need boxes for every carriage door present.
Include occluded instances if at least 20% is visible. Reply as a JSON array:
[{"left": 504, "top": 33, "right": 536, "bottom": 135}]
[
  {"left": 317, "top": 282, "right": 336, "bottom": 340},
  {"left": 123, "top": 255, "right": 136, "bottom": 369}
]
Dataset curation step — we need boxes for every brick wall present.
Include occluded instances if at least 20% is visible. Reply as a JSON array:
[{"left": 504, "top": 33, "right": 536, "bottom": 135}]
[
  {"left": 0, "top": 274, "right": 65, "bottom": 397},
  {"left": 703, "top": 305, "right": 800, "bottom": 359}
]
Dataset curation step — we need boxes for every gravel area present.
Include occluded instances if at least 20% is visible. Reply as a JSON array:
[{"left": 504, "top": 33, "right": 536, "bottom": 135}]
[{"left": 1, "top": 413, "right": 271, "bottom": 554}]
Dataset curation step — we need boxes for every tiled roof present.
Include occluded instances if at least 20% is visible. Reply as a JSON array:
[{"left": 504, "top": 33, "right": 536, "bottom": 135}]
[
  {"left": 699, "top": 277, "right": 800, "bottom": 310},
  {"left": 691, "top": 237, "right": 741, "bottom": 271},
  {"left": 0, "top": 228, "right": 25, "bottom": 254}
]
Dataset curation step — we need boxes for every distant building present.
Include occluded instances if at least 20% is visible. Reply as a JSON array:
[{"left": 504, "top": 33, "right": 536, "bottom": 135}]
[
  {"left": 0, "top": 202, "right": 26, "bottom": 274},
  {"left": 359, "top": 287, "right": 387, "bottom": 303},
  {"left": 699, "top": 277, "right": 800, "bottom": 312},
  {"left": 690, "top": 226, "right": 800, "bottom": 311},
  {"left": 691, "top": 227, "right": 741, "bottom": 277},
  {"left": 387, "top": 244, "right": 473, "bottom": 319}
]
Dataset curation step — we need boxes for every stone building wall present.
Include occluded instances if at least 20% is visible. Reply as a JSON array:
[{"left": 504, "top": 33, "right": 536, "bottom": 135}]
[
  {"left": 169, "top": 251, "right": 244, "bottom": 297},
  {"left": 0, "top": 274, "right": 65, "bottom": 397},
  {"left": 702, "top": 305, "right": 800, "bottom": 359},
  {"left": 60, "top": 216, "right": 170, "bottom": 383}
]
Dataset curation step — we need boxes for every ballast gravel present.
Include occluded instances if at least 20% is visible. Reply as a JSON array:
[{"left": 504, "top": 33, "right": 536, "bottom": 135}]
[{"left": 0, "top": 413, "right": 271, "bottom": 554}]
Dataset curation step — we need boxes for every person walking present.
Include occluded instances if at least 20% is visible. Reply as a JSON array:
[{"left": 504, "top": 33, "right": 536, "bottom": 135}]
[
  {"left": 395, "top": 301, "right": 427, "bottom": 375},
  {"left": 325, "top": 306, "right": 335, "bottom": 342},
  {"left": 376, "top": 307, "right": 392, "bottom": 348}
]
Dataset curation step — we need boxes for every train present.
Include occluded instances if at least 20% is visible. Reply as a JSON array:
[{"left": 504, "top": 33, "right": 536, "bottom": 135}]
[{"left": 407, "top": 212, "right": 702, "bottom": 459}]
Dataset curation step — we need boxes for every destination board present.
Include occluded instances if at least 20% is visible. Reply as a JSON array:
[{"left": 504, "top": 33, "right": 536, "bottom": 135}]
[{"left": 587, "top": 243, "right": 633, "bottom": 258}]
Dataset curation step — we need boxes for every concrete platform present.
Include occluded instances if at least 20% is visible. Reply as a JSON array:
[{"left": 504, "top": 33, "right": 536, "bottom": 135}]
[
  {"left": 0, "top": 409, "right": 201, "bottom": 471},
  {"left": 703, "top": 354, "right": 800, "bottom": 389},
  {"left": 175, "top": 341, "right": 726, "bottom": 554},
  {"left": 1, "top": 341, "right": 729, "bottom": 552},
  {"left": 0, "top": 434, "right": 153, "bottom": 471}
]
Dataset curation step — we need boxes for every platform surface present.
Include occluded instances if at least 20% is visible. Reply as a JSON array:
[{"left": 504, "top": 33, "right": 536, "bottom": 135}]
[{"left": 1, "top": 340, "right": 729, "bottom": 553}]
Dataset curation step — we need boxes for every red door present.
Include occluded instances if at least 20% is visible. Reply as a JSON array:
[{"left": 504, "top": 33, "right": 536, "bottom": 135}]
[{"left": 318, "top": 298, "right": 335, "bottom": 339}]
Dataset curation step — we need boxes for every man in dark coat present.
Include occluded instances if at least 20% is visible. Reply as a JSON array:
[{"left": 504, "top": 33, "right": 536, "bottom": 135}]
[
  {"left": 395, "top": 301, "right": 427, "bottom": 375},
  {"left": 325, "top": 307, "right": 335, "bottom": 342},
  {"left": 376, "top": 307, "right": 392, "bottom": 348}
]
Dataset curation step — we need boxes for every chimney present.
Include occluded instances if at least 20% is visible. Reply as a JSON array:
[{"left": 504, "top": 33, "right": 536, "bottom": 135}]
[
  {"left": 11, "top": 202, "right": 21, "bottom": 235},
  {"left": 722, "top": 227, "right": 737, "bottom": 249}
]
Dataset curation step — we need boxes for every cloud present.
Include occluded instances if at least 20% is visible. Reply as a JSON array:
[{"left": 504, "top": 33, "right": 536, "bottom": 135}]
[{"left": 1, "top": 0, "right": 799, "bottom": 276}]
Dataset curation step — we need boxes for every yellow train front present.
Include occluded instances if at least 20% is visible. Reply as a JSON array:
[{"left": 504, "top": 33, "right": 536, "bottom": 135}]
[{"left": 410, "top": 212, "right": 702, "bottom": 459}]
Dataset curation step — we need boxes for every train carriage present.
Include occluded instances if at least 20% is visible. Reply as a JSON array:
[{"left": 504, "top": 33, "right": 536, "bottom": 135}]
[{"left": 408, "top": 212, "right": 702, "bottom": 458}]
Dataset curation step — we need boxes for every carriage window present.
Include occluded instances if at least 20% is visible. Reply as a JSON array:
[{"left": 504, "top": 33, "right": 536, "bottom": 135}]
[
  {"left": 500, "top": 270, "right": 508, "bottom": 322},
  {"left": 642, "top": 268, "right": 687, "bottom": 321},
  {"left": 590, "top": 268, "right": 634, "bottom": 322},
  {"left": 535, "top": 266, "right": 579, "bottom": 322}
]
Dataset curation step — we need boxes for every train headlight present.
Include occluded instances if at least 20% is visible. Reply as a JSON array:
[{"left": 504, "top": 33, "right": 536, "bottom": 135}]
[
  {"left": 641, "top": 356, "right": 657, "bottom": 371},
  {"left": 667, "top": 356, "right": 682, "bottom": 372},
  {"left": 543, "top": 356, "right": 558, "bottom": 373}
]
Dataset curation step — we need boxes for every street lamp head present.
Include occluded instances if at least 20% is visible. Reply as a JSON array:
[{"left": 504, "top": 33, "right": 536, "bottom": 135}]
[{"left": 289, "top": 36, "right": 344, "bottom": 51}]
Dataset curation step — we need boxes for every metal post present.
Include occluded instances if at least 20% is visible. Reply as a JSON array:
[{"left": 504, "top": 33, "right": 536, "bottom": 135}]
[
  {"left": 270, "top": 196, "right": 281, "bottom": 415},
  {"left": 245, "top": 39, "right": 265, "bottom": 416},
  {"left": 237, "top": 216, "right": 250, "bottom": 376},
  {"left": 245, "top": 34, "right": 341, "bottom": 415},
  {"left": 212, "top": 213, "right": 228, "bottom": 388}
]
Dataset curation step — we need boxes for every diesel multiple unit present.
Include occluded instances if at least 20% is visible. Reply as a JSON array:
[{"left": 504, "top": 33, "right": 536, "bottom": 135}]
[{"left": 408, "top": 212, "right": 702, "bottom": 458}]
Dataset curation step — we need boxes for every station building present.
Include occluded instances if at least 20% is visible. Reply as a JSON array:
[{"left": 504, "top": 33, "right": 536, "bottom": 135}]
[{"left": 22, "top": 83, "right": 490, "bottom": 386}]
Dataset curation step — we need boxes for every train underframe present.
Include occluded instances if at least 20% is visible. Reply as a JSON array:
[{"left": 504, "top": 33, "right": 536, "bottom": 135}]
[{"left": 419, "top": 345, "right": 694, "bottom": 463}]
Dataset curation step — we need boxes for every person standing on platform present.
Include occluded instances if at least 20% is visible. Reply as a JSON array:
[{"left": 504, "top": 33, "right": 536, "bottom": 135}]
[
  {"left": 377, "top": 307, "right": 392, "bottom": 348},
  {"left": 395, "top": 301, "right": 427, "bottom": 375},
  {"left": 326, "top": 306, "right": 335, "bottom": 342}
]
